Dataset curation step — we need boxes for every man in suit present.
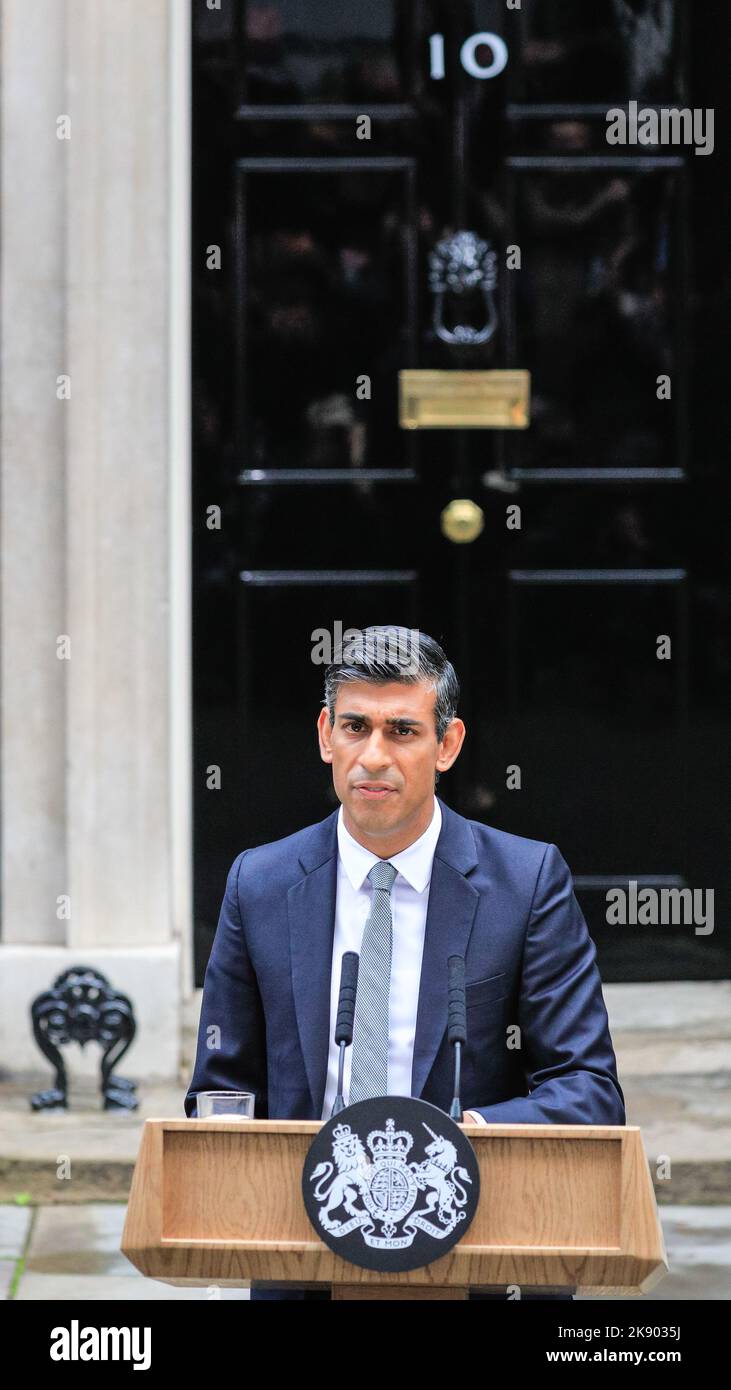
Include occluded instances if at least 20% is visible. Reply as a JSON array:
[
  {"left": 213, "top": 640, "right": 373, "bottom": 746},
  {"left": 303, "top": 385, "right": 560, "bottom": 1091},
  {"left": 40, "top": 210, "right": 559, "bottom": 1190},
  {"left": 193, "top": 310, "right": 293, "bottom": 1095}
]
[{"left": 185, "top": 626, "right": 625, "bottom": 1301}]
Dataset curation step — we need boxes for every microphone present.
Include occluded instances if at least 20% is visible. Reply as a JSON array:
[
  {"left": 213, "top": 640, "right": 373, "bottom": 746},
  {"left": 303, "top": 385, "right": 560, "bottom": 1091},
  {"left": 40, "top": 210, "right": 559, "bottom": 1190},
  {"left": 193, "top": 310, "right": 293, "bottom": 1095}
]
[
  {"left": 447, "top": 954, "right": 467, "bottom": 1121},
  {"left": 330, "top": 951, "right": 359, "bottom": 1117}
]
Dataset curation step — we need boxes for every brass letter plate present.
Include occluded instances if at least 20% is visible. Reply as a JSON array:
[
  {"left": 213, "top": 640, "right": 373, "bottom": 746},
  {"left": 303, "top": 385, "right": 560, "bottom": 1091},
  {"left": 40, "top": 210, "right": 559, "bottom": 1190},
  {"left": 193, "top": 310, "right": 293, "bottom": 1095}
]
[{"left": 399, "top": 370, "right": 530, "bottom": 430}]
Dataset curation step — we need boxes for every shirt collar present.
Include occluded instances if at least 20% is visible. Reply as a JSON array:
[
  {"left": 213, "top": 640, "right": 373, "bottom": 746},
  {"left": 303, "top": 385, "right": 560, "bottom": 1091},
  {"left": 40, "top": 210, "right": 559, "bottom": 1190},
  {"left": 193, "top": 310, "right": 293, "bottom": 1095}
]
[{"left": 336, "top": 796, "right": 442, "bottom": 894}]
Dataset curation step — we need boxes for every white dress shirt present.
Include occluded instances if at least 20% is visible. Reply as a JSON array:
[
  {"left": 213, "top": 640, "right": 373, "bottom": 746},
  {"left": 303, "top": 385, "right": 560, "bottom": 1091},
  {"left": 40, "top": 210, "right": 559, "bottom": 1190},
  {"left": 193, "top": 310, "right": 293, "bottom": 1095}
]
[{"left": 319, "top": 797, "right": 489, "bottom": 1124}]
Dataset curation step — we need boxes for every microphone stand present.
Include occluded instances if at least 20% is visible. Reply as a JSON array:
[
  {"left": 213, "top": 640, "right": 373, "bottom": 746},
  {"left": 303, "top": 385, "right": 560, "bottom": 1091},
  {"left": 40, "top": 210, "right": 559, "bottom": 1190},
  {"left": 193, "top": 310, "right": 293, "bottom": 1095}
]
[
  {"left": 447, "top": 954, "right": 467, "bottom": 1121},
  {"left": 331, "top": 951, "right": 359, "bottom": 1117}
]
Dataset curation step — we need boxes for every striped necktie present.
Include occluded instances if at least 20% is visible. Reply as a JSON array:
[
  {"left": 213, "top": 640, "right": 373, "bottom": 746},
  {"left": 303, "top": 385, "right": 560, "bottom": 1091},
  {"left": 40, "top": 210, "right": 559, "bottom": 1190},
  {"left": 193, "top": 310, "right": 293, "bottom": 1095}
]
[{"left": 349, "top": 859, "right": 398, "bottom": 1104}]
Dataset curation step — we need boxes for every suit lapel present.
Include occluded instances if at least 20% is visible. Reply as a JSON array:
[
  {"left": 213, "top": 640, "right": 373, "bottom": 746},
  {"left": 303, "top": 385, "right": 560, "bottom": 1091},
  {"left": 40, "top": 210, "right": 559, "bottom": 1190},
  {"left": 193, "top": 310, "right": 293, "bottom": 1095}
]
[
  {"left": 410, "top": 798, "right": 480, "bottom": 1099},
  {"left": 288, "top": 811, "right": 339, "bottom": 1118}
]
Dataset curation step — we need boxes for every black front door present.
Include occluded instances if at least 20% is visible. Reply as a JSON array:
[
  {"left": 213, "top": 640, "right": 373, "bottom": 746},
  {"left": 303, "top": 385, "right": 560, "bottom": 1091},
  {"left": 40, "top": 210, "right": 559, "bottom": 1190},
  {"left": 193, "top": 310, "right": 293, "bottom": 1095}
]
[{"left": 192, "top": 0, "right": 731, "bottom": 985}]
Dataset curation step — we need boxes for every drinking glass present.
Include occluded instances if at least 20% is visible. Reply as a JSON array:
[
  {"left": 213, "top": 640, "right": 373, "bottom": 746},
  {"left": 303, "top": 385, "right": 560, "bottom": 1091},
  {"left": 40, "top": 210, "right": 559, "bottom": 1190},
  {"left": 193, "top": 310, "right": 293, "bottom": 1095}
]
[{"left": 196, "top": 1091, "right": 255, "bottom": 1119}]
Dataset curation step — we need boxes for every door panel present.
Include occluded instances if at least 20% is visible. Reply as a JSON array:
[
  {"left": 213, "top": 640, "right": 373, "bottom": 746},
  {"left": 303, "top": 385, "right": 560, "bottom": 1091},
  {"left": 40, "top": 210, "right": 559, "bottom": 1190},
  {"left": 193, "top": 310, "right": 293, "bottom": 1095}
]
[
  {"left": 508, "top": 161, "right": 684, "bottom": 475},
  {"left": 234, "top": 159, "right": 417, "bottom": 482}
]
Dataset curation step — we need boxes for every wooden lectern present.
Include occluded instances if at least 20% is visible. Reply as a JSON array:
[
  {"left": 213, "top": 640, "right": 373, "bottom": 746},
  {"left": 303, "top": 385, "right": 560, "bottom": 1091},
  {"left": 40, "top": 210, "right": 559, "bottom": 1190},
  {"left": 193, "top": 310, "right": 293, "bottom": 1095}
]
[{"left": 121, "top": 1119, "right": 667, "bottom": 1300}]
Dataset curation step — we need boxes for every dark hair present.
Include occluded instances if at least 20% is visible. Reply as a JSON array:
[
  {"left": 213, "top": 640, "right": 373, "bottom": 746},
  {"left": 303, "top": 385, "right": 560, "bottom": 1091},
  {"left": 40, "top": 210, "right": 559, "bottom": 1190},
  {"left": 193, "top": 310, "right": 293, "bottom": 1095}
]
[{"left": 323, "top": 626, "right": 460, "bottom": 742}]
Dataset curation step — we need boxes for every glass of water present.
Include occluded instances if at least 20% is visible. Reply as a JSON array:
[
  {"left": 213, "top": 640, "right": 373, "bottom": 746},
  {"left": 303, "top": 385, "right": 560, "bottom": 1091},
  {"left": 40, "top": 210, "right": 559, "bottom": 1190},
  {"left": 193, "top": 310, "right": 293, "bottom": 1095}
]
[{"left": 196, "top": 1091, "right": 255, "bottom": 1119}]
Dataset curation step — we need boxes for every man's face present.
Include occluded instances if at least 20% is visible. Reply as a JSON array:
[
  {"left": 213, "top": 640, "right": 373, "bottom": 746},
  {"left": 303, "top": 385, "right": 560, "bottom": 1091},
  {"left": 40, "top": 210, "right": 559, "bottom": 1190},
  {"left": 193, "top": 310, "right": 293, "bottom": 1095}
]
[{"left": 316, "top": 679, "right": 465, "bottom": 850}]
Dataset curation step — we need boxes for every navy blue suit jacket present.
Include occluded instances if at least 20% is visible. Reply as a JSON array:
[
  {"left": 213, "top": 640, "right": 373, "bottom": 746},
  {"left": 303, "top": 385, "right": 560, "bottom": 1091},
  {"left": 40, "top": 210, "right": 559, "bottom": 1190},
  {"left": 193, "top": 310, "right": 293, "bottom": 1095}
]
[{"left": 185, "top": 797, "right": 625, "bottom": 1127}]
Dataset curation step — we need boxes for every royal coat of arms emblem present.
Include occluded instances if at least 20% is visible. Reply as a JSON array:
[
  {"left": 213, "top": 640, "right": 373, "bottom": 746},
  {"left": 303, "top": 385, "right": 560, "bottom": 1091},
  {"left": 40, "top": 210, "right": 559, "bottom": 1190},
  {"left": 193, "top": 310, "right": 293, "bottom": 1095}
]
[{"left": 302, "top": 1097, "right": 480, "bottom": 1273}]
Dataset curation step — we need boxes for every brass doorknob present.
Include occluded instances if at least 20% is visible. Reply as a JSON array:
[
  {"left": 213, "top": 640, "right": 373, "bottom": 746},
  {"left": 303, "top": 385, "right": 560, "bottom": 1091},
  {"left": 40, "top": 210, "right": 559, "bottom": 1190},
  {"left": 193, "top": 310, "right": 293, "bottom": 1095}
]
[{"left": 440, "top": 498, "right": 485, "bottom": 544}]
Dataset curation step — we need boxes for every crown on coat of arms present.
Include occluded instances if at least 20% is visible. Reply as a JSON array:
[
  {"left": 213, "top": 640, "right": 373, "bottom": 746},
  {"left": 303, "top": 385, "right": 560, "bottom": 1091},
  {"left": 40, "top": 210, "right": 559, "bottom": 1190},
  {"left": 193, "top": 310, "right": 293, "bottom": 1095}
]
[{"left": 367, "top": 1117, "right": 413, "bottom": 1160}]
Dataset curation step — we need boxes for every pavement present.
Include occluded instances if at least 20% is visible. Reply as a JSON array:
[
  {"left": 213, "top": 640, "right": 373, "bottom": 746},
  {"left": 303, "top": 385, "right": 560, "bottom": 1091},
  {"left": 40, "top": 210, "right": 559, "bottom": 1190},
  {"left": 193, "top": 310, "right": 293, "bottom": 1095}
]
[{"left": 1, "top": 1202, "right": 729, "bottom": 1300}]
